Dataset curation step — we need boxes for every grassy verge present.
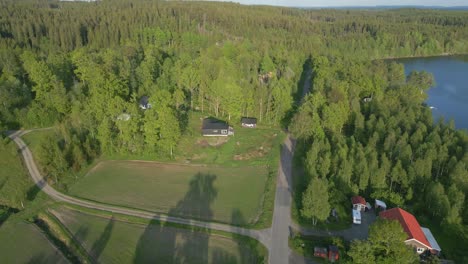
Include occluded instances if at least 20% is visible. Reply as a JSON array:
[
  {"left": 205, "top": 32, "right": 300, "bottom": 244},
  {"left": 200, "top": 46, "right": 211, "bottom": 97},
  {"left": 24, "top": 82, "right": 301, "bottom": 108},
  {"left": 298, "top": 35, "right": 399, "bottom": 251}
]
[
  {"left": 35, "top": 211, "right": 91, "bottom": 263},
  {"left": 289, "top": 233, "right": 347, "bottom": 263},
  {"left": 51, "top": 204, "right": 267, "bottom": 263}
]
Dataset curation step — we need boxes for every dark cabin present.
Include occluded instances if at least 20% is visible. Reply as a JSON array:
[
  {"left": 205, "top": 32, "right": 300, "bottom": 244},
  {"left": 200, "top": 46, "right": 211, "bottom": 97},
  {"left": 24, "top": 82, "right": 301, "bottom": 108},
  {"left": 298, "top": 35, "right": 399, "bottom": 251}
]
[
  {"left": 202, "top": 118, "right": 234, "bottom": 136},
  {"left": 241, "top": 117, "right": 257, "bottom": 128},
  {"left": 139, "top": 96, "right": 152, "bottom": 110}
]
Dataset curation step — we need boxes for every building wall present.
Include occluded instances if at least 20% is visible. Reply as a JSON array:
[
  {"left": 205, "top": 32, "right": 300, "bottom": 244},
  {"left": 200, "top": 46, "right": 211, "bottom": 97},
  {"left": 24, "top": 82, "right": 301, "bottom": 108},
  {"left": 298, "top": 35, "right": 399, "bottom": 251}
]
[
  {"left": 202, "top": 129, "right": 228, "bottom": 136},
  {"left": 404, "top": 239, "right": 430, "bottom": 254},
  {"left": 353, "top": 204, "right": 366, "bottom": 211}
]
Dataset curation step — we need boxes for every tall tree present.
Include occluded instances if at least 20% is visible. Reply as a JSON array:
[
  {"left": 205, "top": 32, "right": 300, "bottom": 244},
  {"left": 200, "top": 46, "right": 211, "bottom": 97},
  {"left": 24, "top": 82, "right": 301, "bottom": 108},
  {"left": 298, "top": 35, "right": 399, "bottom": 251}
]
[{"left": 301, "top": 178, "right": 330, "bottom": 225}]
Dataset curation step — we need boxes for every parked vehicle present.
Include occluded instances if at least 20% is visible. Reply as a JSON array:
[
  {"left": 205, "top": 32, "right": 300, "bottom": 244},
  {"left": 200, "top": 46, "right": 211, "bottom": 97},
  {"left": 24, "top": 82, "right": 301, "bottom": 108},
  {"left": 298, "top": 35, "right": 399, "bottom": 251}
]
[
  {"left": 353, "top": 209, "right": 361, "bottom": 224},
  {"left": 314, "top": 245, "right": 340, "bottom": 262}
]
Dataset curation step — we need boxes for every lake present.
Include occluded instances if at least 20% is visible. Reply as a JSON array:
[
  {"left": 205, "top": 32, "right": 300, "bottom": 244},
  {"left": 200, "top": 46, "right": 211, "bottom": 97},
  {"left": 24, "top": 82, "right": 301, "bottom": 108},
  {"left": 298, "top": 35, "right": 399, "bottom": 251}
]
[{"left": 397, "top": 55, "right": 468, "bottom": 130}]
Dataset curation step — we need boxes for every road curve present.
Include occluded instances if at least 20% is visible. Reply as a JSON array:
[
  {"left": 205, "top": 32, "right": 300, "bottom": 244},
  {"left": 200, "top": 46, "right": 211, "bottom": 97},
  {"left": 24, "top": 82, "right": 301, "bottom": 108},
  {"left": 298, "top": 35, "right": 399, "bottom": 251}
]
[{"left": 7, "top": 130, "right": 271, "bottom": 249}]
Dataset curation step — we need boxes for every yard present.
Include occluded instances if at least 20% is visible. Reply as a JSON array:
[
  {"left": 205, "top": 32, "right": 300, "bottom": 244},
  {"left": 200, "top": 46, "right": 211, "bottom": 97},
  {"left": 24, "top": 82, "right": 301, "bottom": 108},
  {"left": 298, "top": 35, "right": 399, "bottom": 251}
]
[
  {"left": 173, "top": 113, "right": 283, "bottom": 166},
  {"left": 68, "top": 160, "right": 271, "bottom": 225},
  {"left": 52, "top": 206, "right": 262, "bottom": 264},
  {"left": 0, "top": 221, "right": 68, "bottom": 264}
]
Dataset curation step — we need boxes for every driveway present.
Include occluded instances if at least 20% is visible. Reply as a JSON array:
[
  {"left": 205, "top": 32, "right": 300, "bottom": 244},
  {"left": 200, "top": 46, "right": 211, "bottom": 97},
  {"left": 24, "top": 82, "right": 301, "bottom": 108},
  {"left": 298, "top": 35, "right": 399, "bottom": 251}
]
[{"left": 294, "top": 211, "right": 377, "bottom": 241}]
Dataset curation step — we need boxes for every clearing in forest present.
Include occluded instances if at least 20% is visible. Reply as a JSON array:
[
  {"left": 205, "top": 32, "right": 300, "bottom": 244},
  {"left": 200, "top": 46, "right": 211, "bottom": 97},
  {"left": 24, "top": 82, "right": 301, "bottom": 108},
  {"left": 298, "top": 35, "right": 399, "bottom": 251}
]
[
  {"left": 174, "top": 113, "right": 283, "bottom": 166},
  {"left": 69, "top": 160, "right": 270, "bottom": 225}
]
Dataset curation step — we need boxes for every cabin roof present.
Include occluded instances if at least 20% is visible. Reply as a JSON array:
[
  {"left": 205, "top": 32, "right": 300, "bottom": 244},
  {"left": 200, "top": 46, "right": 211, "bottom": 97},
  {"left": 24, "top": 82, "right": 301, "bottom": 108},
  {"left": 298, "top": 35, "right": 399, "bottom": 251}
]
[{"left": 202, "top": 118, "right": 229, "bottom": 130}]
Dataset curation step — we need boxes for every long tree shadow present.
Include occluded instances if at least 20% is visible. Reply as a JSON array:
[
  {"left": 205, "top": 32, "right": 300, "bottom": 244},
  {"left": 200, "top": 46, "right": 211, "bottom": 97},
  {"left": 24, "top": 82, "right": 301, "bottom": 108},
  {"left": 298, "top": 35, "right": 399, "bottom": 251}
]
[
  {"left": 281, "top": 56, "right": 312, "bottom": 129},
  {"left": 90, "top": 216, "right": 115, "bottom": 262},
  {"left": 134, "top": 172, "right": 219, "bottom": 263},
  {"left": 230, "top": 209, "right": 260, "bottom": 264},
  {"left": 26, "top": 184, "right": 41, "bottom": 201}
]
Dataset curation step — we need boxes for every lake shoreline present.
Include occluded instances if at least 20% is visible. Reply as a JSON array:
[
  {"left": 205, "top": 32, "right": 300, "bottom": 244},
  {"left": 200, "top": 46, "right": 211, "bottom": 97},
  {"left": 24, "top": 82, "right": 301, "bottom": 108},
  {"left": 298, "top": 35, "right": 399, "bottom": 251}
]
[
  {"left": 376, "top": 52, "right": 468, "bottom": 61},
  {"left": 398, "top": 55, "right": 468, "bottom": 129}
]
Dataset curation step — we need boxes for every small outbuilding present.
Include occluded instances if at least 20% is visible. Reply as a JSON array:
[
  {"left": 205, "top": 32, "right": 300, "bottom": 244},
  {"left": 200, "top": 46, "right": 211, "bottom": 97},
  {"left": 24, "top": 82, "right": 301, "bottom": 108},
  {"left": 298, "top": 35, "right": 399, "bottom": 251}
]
[
  {"left": 202, "top": 118, "right": 234, "bottom": 137},
  {"left": 352, "top": 196, "right": 367, "bottom": 212},
  {"left": 375, "top": 199, "right": 387, "bottom": 211},
  {"left": 139, "top": 96, "right": 152, "bottom": 110},
  {"left": 241, "top": 117, "right": 257, "bottom": 128}
]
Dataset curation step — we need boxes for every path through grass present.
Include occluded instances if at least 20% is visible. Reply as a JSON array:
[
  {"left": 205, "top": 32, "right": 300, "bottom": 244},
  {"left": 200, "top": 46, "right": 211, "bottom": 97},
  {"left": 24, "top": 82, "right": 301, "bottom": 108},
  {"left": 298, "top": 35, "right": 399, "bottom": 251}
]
[{"left": 53, "top": 206, "right": 259, "bottom": 264}]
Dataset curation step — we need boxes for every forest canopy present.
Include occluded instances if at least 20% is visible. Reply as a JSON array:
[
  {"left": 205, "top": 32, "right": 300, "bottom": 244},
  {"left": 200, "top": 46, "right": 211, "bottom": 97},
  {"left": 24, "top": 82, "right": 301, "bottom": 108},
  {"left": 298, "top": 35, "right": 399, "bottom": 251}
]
[{"left": 0, "top": 0, "right": 467, "bottom": 260}]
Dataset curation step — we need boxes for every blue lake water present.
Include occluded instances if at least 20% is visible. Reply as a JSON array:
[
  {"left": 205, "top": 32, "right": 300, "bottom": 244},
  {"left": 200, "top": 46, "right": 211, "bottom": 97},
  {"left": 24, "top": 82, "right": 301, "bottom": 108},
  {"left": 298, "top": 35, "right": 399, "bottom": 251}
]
[{"left": 397, "top": 55, "right": 468, "bottom": 129}]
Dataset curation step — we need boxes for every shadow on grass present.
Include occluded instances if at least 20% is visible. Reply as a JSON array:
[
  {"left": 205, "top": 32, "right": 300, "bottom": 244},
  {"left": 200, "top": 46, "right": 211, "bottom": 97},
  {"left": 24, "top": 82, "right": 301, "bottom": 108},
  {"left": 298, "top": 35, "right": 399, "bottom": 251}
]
[
  {"left": 26, "top": 253, "right": 46, "bottom": 264},
  {"left": 133, "top": 172, "right": 245, "bottom": 263},
  {"left": 231, "top": 209, "right": 263, "bottom": 263},
  {"left": 27, "top": 184, "right": 41, "bottom": 201},
  {"left": 90, "top": 217, "right": 115, "bottom": 262}
]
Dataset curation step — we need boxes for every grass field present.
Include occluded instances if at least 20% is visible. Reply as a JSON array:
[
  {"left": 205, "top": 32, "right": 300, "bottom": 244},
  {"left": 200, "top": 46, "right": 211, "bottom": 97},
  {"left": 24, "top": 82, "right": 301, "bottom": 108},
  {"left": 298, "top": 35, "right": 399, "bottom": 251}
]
[
  {"left": 53, "top": 206, "right": 260, "bottom": 264},
  {"left": 0, "top": 138, "right": 36, "bottom": 209},
  {"left": 0, "top": 221, "right": 68, "bottom": 263},
  {"left": 69, "top": 160, "right": 269, "bottom": 225}
]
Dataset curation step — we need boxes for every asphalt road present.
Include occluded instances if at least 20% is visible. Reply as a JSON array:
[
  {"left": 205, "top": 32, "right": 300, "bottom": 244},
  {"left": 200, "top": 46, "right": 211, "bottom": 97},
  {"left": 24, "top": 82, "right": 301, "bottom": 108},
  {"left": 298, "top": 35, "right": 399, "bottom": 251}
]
[{"left": 269, "top": 135, "right": 295, "bottom": 264}]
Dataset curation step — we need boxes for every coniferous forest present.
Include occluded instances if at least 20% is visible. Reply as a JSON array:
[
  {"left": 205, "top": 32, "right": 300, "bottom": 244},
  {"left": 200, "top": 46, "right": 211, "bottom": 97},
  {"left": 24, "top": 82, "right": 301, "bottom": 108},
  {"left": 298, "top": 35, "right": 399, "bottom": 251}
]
[{"left": 0, "top": 0, "right": 467, "bottom": 262}]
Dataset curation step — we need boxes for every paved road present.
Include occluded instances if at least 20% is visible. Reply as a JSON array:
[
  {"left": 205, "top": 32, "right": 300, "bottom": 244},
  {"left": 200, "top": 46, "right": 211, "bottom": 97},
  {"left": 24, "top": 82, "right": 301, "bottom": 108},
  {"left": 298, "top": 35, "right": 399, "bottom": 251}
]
[
  {"left": 7, "top": 130, "right": 271, "bottom": 248},
  {"left": 270, "top": 136, "right": 295, "bottom": 264},
  {"left": 269, "top": 67, "right": 313, "bottom": 264}
]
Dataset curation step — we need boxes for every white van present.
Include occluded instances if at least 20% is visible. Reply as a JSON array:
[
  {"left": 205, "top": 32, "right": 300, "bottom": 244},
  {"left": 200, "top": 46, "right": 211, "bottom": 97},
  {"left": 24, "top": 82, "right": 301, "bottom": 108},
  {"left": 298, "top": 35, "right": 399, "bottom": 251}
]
[{"left": 353, "top": 209, "right": 361, "bottom": 224}]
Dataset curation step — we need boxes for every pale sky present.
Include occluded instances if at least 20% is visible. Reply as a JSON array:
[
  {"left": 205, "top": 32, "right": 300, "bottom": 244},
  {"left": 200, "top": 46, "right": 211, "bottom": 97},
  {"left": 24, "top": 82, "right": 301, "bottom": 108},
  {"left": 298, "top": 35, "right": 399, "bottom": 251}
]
[{"left": 209, "top": 0, "right": 468, "bottom": 7}]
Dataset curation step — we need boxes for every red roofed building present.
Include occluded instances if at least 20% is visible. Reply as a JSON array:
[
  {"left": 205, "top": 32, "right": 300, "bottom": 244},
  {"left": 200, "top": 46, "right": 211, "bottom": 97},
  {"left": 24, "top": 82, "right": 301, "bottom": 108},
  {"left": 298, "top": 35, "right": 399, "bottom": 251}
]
[
  {"left": 351, "top": 196, "right": 366, "bottom": 211},
  {"left": 380, "top": 208, "right": 440, "bottom": 255}
]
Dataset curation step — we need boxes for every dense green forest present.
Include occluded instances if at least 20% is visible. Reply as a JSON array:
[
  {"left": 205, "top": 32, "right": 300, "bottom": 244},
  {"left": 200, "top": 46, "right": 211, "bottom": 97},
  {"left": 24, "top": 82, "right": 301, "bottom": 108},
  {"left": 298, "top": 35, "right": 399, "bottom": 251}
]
[
  {"left": 1, "top": 0, "right": 467, "bottom": 261},
  {"left": 291, "top": 57, "right": 468, "bottom": 262}
]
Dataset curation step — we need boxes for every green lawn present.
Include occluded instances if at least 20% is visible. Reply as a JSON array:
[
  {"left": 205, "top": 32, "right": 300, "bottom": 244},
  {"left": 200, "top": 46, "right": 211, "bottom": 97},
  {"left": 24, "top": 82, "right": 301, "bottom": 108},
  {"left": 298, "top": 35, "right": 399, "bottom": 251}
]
[
  {"left": 0, "top": 221, "right": 68, "bottom": 264},
  {"left": 69, "top": 160, "right": 269, "bottom": 225},
  {"left": 0, "top": 138, "right": 36, "bottom": 209},
  {"left": 53, "top": 206, "right": 260, "bottom": 264}
]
